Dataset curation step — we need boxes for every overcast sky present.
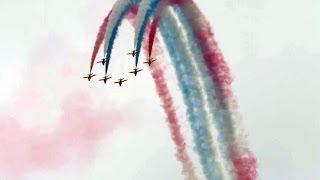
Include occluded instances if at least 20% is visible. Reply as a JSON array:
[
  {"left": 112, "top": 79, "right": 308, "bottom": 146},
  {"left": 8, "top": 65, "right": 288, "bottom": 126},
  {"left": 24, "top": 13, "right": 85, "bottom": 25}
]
[{"left": 0, "top": 0, "right": 319, "bottom": 179}]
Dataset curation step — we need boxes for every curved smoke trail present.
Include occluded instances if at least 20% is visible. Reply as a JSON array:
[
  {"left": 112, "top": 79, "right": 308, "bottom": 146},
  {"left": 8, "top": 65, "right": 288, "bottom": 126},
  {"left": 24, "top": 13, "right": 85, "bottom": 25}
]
[
  {"left": 133, "top": 0, "right": 159, "bottom": 66},
  {"left": 89, "top": 11, "right": 112, "bottom": 73},
  {"left": 158, "top": 9, "right": 223, "bottom": 179},
  {"left": 89, "top": 3, "right": 197, "bottom": 180},
  {"left": 163, "top": 7, "right": 234, "bottom": 179},
  {"left": 143, "top": 0, "right": 168, "bottom": 57},
  {"left": 141, "top": 27, "right": 198, "bottom": 180},
  {"left": 142, "top": 1, "right": 258, "bottom": 178},
  {"left": 147, "top": 15, "right": 159, "bottom": 57},
  {"left": 103, "top": 0, "right": 138, "bottom": 73},
  {"left": 170, "top": 5, "right": 237, "bottom": 176},
  {"left": 173, "top": 1, "right": 258, "bottom": 179},
  {"left": 129, "top": 11, "right": 198, "bottom": 180},
  {"left": 134, "top": 1, "right": 231, "bottom": 178},
  {"left": 144, "top": 46, "right": 198, "bottom": 180},
  {"left": 102, "top": 1, "right": 223, "bottom": 178},
  {"left": 89, "top": 0, "right": 257, "bottom": 179},
  {"left": 134, "top": 0, "right": 230, "bottom": 178}
]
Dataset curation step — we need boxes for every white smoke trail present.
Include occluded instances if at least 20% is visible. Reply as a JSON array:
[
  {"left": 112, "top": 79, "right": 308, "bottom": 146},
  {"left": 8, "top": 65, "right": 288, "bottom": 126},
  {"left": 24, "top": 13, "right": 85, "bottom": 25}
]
[
  {"left": 164, "top": 7, "right": 232, "bottom": 180},
  {"left": 178, "top": 2, "right": 257, "bottom": 179},
  {"left": 182, "top": 1, "right": 245, "bottom": 153},
  {"left": 134, "top": 0, "right": 153, "bottom": 45},
  {"left": 104, "top": 0, "right": 139, "bottom": 54}
]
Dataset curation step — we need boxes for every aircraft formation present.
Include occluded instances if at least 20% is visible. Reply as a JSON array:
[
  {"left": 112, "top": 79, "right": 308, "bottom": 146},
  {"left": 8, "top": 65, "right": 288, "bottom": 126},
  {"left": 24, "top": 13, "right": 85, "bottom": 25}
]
[{"left": 83, "top": 50, "right": 156, "bottom": 87}]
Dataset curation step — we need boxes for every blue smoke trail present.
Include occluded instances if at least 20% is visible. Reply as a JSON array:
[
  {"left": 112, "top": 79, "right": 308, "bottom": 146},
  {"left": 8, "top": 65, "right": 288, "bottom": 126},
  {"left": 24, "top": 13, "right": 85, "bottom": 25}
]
[
  {"left": 170, "top": 5, "right": 233, "bottom": 176},
  {"left": 134, "top": 0, "right": 159, "bottom": 67},
  {"left": 135, "top": 3, "right": 231, "bottom": 158},
  {"left": 102, "top": 1, "right": 224, "bottom": 178},
  {"left": 173, "top": 2, "right": 239, "bottom": 161},
  {"left": 158, "top": 8, "right": 222, "bottom": 180},
  {"left": 103, "top": 1, "right": 139, "bottom": 73}
]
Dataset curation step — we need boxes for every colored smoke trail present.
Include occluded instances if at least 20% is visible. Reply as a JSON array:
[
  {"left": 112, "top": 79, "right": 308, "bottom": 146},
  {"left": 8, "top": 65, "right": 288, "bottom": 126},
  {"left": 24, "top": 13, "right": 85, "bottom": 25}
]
[
  {"left": 88, "top": 5, "right": 137, "bottom": 71},
  {"left": 129, "top": 10, "right": 198, "bottom": 180},
  {"left": 145, "top": 45, "right": 198, "bottom": 180},
  {"left": 164, "top": 7, "right": 233, "bottom": 179},
  {"left": 159, "top": 10, "right": 222, "bottom": 179},
  {"left": 176, "top": 1, "right": 258, "bottom": 179},
  {"left": 134, "top": 0, "right": 159, "bottom": 66},
  {"left": 169, "top": 5, "right": 237, "bottom": 177},
  {"left": 142, "top": 36, "right": 198, "bottom": 180},
  {"left": 145, "top": 0, "right": 167, "bottom": 57},
  {"left": 89, "top": 5, "right": 197, "bottom": 180},
  {"left": 147, "top": 15, "right": 159, "bottom": 57},
  {"left": 0, "top": 35, "right": 134, "bottom": 178},
  {"left": 103, "top": 0, "right": 138, "bottom": 73},
  {"left": 133, "top": 0, "right": 155, "bottom": 46},
  {"left": 89, "top": 0, "right": 258, "bottom": 179},
  {"left": 140, "top": 0, "right": 258, "bottom": 178},
  {"left": 89, "top": 11, "right": 111, "bottom": 73},
  {"left": 134, "top": 5, "right": 229, "bottom": 178}
]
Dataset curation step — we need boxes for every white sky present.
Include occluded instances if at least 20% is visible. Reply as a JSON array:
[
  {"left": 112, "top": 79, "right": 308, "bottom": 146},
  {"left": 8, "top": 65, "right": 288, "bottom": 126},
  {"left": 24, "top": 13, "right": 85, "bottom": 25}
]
[{"left": 0, "top": 0, "right": 319, "bottom": 179}]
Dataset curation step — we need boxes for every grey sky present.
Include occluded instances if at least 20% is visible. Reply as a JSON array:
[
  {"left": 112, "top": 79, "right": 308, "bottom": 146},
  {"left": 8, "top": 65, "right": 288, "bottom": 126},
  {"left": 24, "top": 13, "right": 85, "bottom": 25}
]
[{"left": 0, "top": 0, "right": 319, "bottom": 179}]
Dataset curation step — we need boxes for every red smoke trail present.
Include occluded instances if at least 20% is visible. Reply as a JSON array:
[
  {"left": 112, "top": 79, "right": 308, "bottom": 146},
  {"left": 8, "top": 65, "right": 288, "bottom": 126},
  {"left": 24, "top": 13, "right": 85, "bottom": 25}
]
[
  {"left": 147, "top": 16, "right": 159, "bottom": 57},
  {"left": 147, "top": 1, "right": 167, "bottom": 58},
  {"left": 147, "top": 1, "right": 169, "bottom": 58},
  {"left": 231, "top": 151, "right": 258, "bottom": 180},
  {"left": 91, "top": 6, "right": 197, "bottom": 179},
  {"left": 173, "top": 1, "right": 258, "bottom": 179},
  {"left": 129, "top": 9, "right": 197, "bottom": 180},
  {"left": 0, "top": 91, "right": 121, "bottom": 177},
  {"left": 148, "top": 59, "right": 197, "bottom": 180},
  {"left": 142, "top": 21, "right": 197, "bottom": 180},
  {"left": 89, "top": 7, "right": 139, "bottom": 73},
  {"left": 89, "top": 11, "right": 112, "bottom": 73},
  {"left": 171, "top": 0, "right": 232, "bottom": 108},
  {"left": 0, "top": 35, "right": 130, "bottom": 178}
]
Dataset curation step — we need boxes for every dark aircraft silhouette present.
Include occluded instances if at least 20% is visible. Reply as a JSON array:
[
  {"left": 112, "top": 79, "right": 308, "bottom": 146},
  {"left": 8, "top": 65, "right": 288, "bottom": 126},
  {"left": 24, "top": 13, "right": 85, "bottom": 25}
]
[
  {"left": 129, "top": 68, "right": 143, "bottom": 76},
  {"left": 144, "top": 58, "right": 156, "bottom": 66},
  {"left": 83, "top": 73, "right": 96, "bottom": 81},
  {"left": 97, "top": 58, "right": 106, "bottom": 66},
  {"left": 99, "top": 75, "right": 112, "bottom": 84},
  {"left": 114, "top": 78, "right": 127, "bottom": 87},
  {"left": 127, "top": 50, "right": 136, "bottom": 57}
]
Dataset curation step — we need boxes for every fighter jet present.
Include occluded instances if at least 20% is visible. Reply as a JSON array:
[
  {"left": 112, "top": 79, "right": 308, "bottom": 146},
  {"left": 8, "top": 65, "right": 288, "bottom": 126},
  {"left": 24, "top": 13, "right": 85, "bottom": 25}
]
[
  {"left": 114, "top": 78, "right": 127, "bottom": 87},
  {"left": 129, "top": 68, "right": 142, "bottom": 76},
  {"left": 83, "top": 73, "right": 96, "bottom": 81},
  {"left": 97, "top": 58, "right": 106, "bottom": 66},
  {"left": 144, "top": 58, "right": 156, "bottom": 66},
  {"left": 99, "top": 75, "right": 112, "bottom": 84},
  {"left": 127, "top": 50, "right": 136, "bottom": 58}
]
